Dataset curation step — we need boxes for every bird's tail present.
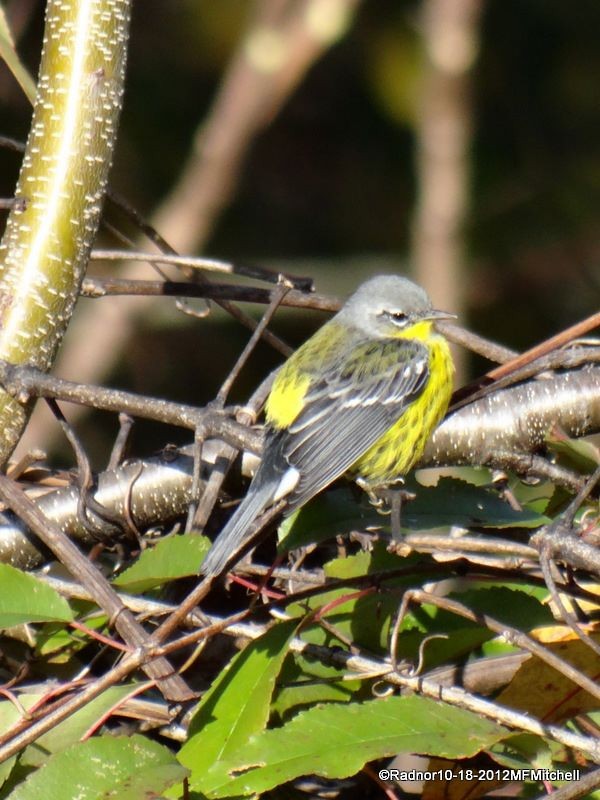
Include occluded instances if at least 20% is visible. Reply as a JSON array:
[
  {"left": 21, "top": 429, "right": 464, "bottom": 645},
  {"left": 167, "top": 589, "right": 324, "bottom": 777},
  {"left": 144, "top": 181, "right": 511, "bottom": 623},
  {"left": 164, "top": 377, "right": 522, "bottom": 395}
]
[{"left": 200, "top": 474, "right": 277, "bottom": 579}]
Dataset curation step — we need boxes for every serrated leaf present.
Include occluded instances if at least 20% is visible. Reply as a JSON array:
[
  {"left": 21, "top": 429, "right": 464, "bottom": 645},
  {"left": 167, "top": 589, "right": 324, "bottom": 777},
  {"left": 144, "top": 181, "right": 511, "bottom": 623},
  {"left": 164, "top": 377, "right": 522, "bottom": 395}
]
[
  {"left": 178, "top": 619, "right": 298, "bottom": 791},
  {"left": 401, "top": 478, "right": 549, "bottom": 530},
  {"left": 113, "top": 533, "right": 211, "bottom": 591},
  {"left": 199, "top": 695, "right": 508, "bottom": 797},
  {"left": 279, "top": 478, "right": 547, "bottom": 555},
  {"left": 0, "top": 566, "right": 73, "bottom": 627},
  {"left": 6, "top": 735, "right": 187, "bottom": 800}
]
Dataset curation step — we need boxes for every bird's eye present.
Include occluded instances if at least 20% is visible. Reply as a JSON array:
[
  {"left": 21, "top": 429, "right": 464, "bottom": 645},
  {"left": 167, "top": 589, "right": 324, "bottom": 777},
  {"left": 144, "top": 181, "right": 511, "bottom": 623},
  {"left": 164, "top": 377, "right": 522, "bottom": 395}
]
[{"left": 383, "top": 310, "right": 408, "bottom": 326}]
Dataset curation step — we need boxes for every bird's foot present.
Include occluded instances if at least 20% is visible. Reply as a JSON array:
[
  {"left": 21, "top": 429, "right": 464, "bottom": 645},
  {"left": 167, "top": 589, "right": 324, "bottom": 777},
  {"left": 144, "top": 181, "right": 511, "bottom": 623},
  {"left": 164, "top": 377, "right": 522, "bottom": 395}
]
[{"left": 357, "top": 480, "right": 416, "bottom": 540}]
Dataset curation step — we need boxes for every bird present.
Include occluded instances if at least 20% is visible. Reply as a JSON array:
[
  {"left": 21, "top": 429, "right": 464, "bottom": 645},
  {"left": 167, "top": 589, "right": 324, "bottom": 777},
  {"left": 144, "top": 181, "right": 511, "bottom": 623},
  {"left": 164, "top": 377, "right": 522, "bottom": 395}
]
[{"left": 200, "top": 274, "right": 455, "bottom": 579}]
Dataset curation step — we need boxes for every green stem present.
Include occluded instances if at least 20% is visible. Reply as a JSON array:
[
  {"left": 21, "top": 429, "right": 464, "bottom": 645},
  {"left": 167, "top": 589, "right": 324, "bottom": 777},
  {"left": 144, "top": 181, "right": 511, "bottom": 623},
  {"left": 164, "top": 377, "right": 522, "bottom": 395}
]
[{"left": 0, "top": 0, "right": 131, "bottom": 463}]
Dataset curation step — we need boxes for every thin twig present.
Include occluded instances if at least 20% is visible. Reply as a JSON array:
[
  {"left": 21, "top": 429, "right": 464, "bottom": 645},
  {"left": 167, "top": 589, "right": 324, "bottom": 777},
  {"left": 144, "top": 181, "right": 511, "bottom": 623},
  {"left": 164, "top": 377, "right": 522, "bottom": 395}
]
[
  {"left": 531, "top": 464, "right": 600, "bottom": 576},
  {"left": 0, "top": 359, "right": 262, "bottom": 452},
  {"left": 45, "top": 398, "right": 121, "bottom": 537},
  {"left": 104, "top": 198, "right": 296, "bottom": 358},
  {"left": 191, "top": 442, "right": 236, "bottom": 533},
  {"left": 91, "top": 249, "right": 313, "bottom": 290},
  {"left": 191, "top": 375, "right": 274, "bottom": 532},
  {"left": 535, "top": 465, "right": 600, "bottom": 657},
  {"left": 533, "top": 767, "right": 600, "bottom": 800},
  {"left": 81, "top": 275, "right": 337, "bottom": 311},
  {"left": 107, "top": 413, "right": 134, "bottom": 470},
  {"left": 0, "top": 650, "right": 146, "bottom": 761},
  {"left": 487, "top": 311, "right": 600, "bottom": 383},
  {"left": 32, "top": 573, "right": 582, "bottom": 701},
  {"left": 454, "top": 316, "right": 600, "bottom": 406},
  {"left": 393, "top": 589, "right": 600, "bottom": 703},
  {"left": 215, "top": 279, "right": 292, "bottom": 407},
  {"left": 451, "top": 345, "right": 600, "bottom": 414}
]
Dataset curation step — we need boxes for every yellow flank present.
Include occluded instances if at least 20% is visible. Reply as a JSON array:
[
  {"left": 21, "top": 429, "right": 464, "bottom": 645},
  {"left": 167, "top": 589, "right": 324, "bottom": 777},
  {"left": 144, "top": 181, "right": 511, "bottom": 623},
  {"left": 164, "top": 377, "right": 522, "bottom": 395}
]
[
  {"left": 266, "top": 320, "right": 342, "bottom": 429},
  {"left": 352, "top": 332, "right": 453, "bottom": 484},
  {"left": 265, "top": 369, "right": 311, "bottom": 429}
]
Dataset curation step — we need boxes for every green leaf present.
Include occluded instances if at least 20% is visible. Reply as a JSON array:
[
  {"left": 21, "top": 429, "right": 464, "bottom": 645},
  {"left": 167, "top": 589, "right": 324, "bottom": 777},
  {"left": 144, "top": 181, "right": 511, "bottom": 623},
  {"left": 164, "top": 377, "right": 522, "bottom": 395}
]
[
  {"left": 271, "top": 680, "right": 358, "bottom": 722},
  {"left": 0, "top": 754, "right": 17, "bottom": 791},
  {"left": 20, "top": 685, "right": 137, "bottom": 768},
  {"left": 113, "top": 533, "right": 211, "bottom": 591},
  {"left": 401, "top": 477, "right": 549, "bottom": 530},
  {"left": 546, "top": 431, "right": 600, "bottom": 473},
  {"left": 490, "top": 733, "right": 553, "bottom": 771},
  {"left": 0, "top": 566, "right": 73, "bottom": 627},
  {"left": 200, "top": 695, "right": 508, "bottom": 797},
  {"left": 278, "top": 487, "right": 380, "bottom": 552},
  {"left": 323, "top": 542, "right": 422, "bottom": 579},
  {"left": 178, "top": 620, "right": 298, "bottom": 792},
  {"left": 286, "top": 584, "right": 390, "bottom": 654},
  {"left": 36, "top": 609, "right": 107, "bottom": 660},
  {"left": 283, "top": 549, "right": 436, "bottom": 655},
  {"left": 269, "top": 650, "right": 367, "bottom": 739},
  {"left": 0, "top": 7, "right": 36, "bottom": 102},
  {"left": 6, "top": 735, "right": 187, "bottom": 800},
  {"left": 459, "top": 586, "right": 553, "bottom": 631},
  {"left": 279, "top": 478, "right": 548, "bottom": 555}
]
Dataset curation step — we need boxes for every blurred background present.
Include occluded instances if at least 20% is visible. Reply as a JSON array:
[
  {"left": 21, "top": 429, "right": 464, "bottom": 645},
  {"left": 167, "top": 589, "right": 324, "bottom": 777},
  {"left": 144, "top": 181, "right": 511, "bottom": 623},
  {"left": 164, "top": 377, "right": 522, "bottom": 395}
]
[{"left": 1, "top": 0, "right": 599, "bottom": 465}]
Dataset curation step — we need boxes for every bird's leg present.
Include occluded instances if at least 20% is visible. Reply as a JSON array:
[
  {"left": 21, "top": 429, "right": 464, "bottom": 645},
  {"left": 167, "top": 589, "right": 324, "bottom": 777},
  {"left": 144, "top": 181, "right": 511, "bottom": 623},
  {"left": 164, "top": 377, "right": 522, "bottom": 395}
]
[
  {"left": 357, "top": 477, "right": 416, "bottom": 539},
  {"left": 382, "top": 486, "right": 416, "bottom": 540}
]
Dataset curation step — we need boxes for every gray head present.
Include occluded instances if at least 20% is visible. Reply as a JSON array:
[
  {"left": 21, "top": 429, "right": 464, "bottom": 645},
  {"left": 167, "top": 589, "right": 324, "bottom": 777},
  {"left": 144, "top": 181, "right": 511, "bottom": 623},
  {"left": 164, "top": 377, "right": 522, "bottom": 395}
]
[{"left": 337, "top": 275, "right": 452, "bottom": 337}]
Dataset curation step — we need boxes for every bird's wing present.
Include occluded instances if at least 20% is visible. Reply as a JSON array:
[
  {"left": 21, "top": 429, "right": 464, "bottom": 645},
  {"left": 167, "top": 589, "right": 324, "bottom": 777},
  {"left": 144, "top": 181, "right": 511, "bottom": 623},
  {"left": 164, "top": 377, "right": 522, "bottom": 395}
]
[{"left": 269, "top": 337, "right": 430, "bottom": 509}]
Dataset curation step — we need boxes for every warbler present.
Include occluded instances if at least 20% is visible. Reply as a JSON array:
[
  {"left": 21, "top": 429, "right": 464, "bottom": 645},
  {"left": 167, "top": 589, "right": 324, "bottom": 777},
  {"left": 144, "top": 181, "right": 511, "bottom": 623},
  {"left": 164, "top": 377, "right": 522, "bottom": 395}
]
[{"left": 201, "top": 275, "right": 455, "bottom": 578}]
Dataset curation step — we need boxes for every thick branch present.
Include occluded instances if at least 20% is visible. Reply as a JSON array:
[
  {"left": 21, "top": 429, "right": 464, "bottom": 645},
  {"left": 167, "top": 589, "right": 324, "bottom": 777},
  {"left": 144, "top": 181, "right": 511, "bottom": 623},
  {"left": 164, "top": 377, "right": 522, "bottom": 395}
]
[
  {"left": 423, "top": 364, "right": 600, "bottom": 466},
  {"left": 0, "top": 0, "right": 131, "bottom": 462}
]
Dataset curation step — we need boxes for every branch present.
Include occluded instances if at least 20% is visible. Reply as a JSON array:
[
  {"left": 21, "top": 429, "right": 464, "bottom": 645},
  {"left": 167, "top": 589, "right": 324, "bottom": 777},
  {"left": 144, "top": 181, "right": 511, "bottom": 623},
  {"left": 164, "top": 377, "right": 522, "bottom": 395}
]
[
  {"left": 0, "top": 0, "right": 131, "bottom": 463},
  {"left": 0, "top": 362, "right": 599, "bottom": 570},
  {"left": 424, "top": 363, "right": 600, "bottom": 467}
]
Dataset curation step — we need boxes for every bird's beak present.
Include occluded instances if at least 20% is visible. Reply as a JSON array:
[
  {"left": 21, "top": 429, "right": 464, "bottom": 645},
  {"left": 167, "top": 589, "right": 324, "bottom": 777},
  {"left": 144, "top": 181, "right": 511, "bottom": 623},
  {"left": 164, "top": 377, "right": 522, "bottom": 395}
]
[{"left": 425, "top": 309, "right": 457, "bottom": 322}]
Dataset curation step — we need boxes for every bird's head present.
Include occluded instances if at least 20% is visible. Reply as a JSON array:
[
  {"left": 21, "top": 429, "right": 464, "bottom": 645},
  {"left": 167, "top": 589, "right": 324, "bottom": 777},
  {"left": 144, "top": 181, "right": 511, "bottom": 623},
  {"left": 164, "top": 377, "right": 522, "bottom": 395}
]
[{"left": 338, "top": 275, "right": 455, "bottom": 340}]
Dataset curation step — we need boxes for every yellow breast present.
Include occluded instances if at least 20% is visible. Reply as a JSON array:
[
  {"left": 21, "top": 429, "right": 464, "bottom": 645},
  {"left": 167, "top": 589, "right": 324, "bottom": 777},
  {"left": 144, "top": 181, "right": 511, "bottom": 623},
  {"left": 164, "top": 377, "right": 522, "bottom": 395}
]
[{"left": 352, "top": 333, "right": 453, "bottom": 485}]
